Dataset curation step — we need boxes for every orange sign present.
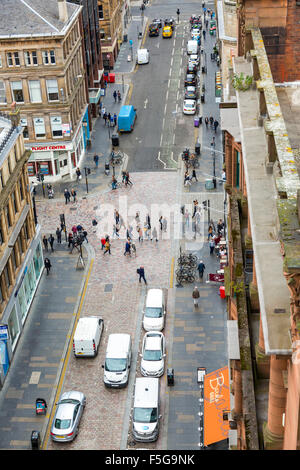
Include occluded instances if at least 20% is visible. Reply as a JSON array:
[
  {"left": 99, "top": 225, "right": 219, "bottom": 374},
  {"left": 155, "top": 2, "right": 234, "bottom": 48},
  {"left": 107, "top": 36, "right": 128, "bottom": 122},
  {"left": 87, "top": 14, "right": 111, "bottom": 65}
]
[{"left": 203, "top": 366, "right": 230, "bottom": 446}]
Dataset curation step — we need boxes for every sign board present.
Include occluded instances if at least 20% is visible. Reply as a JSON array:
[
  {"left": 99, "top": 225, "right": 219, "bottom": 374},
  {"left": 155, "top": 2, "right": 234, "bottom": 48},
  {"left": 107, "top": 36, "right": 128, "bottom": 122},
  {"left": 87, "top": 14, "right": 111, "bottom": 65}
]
[
  {"left": 0, "top": 325, "right": 9, "bottom": 341},
  {"left": 203, "top": 366, "right": 230, "bottom": 446},
  {"left": 62, "top": 124, "right": 71, "bottom": 136}
]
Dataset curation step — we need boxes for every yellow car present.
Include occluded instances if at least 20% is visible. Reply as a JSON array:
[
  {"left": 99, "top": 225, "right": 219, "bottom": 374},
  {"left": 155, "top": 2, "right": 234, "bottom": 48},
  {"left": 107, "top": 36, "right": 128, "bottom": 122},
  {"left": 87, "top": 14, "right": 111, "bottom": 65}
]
[{"left": 162, "top": 26, "right": 173, "bottom": 38}]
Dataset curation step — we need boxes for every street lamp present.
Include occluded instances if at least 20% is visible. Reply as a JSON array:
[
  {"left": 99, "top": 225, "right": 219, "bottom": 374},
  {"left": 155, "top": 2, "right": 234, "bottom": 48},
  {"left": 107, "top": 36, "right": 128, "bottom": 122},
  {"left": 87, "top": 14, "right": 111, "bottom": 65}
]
[{"left": 84, "top": 167, "right": 90, "bottom": 193}]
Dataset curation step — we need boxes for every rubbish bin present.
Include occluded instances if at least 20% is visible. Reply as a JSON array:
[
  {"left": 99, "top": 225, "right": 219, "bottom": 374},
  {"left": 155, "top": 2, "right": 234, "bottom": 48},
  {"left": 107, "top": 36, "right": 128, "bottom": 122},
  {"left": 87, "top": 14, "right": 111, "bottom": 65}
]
[
  {"left": 201, "top": 93, "right": 205, "bottom": 103},
  {"left": 195, "top": 142, "right": 201, "bottom": 155},
  {"left": 111, "top": 134, "right": 119, "bottom": 147},
  {"left": 219, "top": 286, "right": 226, "bottom": 299},
  {"left": 194, "top": 116, "right": 199, "bottom": 128},
  {"left": 205, "top": 179, "right": 214, "bottom": 190},
  {"left": 108, "top": 73, "right": 115, "bottom": 83},
  {"left": 31, "top": 430, "right": 41, "bottom": 450},
  {"left": 123, "top": 34, "right": 128, "bottom": 42},
  {"left": 167, "top": 368, "right": 174, "bottom": 386}
]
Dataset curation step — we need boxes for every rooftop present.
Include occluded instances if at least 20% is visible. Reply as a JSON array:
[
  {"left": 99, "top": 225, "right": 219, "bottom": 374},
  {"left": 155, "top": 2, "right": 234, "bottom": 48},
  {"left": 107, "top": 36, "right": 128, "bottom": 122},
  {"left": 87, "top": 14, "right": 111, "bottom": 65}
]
[{"left": 0, "top": 0, "right": 80, "bottom": 38}]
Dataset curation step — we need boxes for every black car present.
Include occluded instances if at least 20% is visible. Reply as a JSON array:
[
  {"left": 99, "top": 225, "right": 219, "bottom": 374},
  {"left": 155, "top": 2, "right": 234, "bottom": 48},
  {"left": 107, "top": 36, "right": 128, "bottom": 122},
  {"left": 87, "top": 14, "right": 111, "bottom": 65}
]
[
  {"left": 187, "top": 63, "right": 198, "bottom": 74},
  {"left": 164, "top": 18, "right": 175, "bottom": 30},
  {"left": 184, "top": 73, "right": 197, "bottom": 87},
  {"left": 152, "top": 18, "right": 162, "bottom": 28},
  {"left": 185, "top": 87, "right": 198, "bottom": 100},
  {"left": 149, "top": 23, "right": 159, "bottom": 36}
]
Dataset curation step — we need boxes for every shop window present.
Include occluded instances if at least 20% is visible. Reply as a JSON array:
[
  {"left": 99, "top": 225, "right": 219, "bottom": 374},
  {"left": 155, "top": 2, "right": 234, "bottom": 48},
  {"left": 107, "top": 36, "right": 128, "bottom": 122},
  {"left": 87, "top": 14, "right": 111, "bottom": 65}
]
[
  {"left": 10, "top": 81, "right": 24, "bottom": 103},
  {"left": 33, "top": 243, "right": 43, "bottom": 279},
  {"left": 8, "top": 306, "right": 19, "bottom": 346},
  {"left": 28, "top": 80, "right": 42, "bottom": 103},
  {"left": 18, "top": 285, "right": 27, "bottom": 322},
  {"left": 46, "top": 79, "right": 59, "bottom": 101},
  {"left": 33, "top": 117, "right": 46, "bottom": 138}
]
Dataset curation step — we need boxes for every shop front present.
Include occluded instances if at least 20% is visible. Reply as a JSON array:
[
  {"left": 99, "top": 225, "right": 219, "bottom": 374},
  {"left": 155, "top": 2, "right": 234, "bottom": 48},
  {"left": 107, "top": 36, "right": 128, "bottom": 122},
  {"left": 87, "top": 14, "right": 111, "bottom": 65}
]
[{"left": 0, "top": 227, "right": 43, "bottom": 388}]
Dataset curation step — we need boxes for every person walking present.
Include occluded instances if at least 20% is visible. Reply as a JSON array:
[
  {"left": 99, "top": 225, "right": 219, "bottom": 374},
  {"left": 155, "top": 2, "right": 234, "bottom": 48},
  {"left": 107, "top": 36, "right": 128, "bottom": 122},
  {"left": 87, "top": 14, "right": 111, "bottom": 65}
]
[
  {"left": 159, "top": 216, "right": 163, "bottom": 232},
  {"left": 197, "top": 261, "right": 206, "bottom": 280},
  {"left": 113, "top": 113, "right": 117, "bottom": 127},
  {"left": 192, "top": 286, "right": 200, "bottom": 307},
  {"left": 125, "top": 171, "right": 133, "bottom": 186},
  {"left": 113, "top": 90, "right": 117, "bottom": 103},
  {"left": 82, "top": 230, "right": 88, "bottom": 243},
  {"left": 209, "top": 238, "right": 215, "bottom": 255},
  {"left": 135, "top": 211, "right": 140, "bottom": 225},
  {"left": 44, "top": 258, "right": 52, "bottom": 275},
  {"left": 64, "top": 188, "right": 71, "bottom": 204},
  {"left": 117, "top": 90, "right": 121, "bottom": 102},
  {"left": 176, "top": 8, "right": 180, "bottom": 22},
  {"left": 42, "top": 235, "right": 48, "bottom": 252},
  {"left": 76, "top": 167, "right": 81, "bottom": 182},
  {"left": 68, "top": 232, "right": 73, "bottom": 248},
  {"left": 103, "top": 111, "right": 107, "bottom": 126},
  {"left": 56, "top": 227, "right": 62, "bottom": 244},
  {"left": 131, "top": 241, "right": 137, "bottom": 257},
  {"left": 122, "top": 170, "right": 127, "bottom": 184},
  {"left": 204, "top": 116, "right": 209, "bottom": 128},
  {"left": 191, "top": 168, "right": 198, "bottom": 182},
  {"left": 184, "top": 209, "right": 190, "bottom": 228},
  {"left": 151, "top": 226, "right": 158, "bottom": 242},
  {"left": 124, "top": 239, "right": 131, "bottom": 256},
  {"left": 48, "top": 234, "right": 55, "bottom": 252},
  {"left": 94, "top": 154, "right": 99, "bottom": 168},
  {"left": 217, "top": 219, "right": 224, "bottom": 236},
  {"left": 209, "top": 116, "right": 214, "bottom": 128},
  {"left": 103, "top": 239, "right": 111, "bottom": 255},
  {"left": 137, "top": 226, "right": 143, "bottom": 243},
  {"left": 71, "top": 188, "right": 77, "bottom": 203},
  {"left": 137, "top": 266, "right": 147, "bottom": 284},
  {"left": 162, "top": 217, "right": 167, "bottom": 233},
  {"left": 107, "top": 113, "right": 111, "bottom": 127},
  {"left": 203, "top": 29, "right": 206, "bottom": 39},
  {"left": 213, "top": 119, "right": 219, "bottom": 133},
  {"left": 101, "top": 236, "right": 106, "bottom": 250}
]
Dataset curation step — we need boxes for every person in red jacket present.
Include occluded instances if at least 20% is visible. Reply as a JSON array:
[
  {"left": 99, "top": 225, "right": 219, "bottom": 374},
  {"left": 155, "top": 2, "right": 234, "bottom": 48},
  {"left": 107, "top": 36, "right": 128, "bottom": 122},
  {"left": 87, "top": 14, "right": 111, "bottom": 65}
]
[{"left": 100, "top": 236, "right": 106, "bottom": 251}]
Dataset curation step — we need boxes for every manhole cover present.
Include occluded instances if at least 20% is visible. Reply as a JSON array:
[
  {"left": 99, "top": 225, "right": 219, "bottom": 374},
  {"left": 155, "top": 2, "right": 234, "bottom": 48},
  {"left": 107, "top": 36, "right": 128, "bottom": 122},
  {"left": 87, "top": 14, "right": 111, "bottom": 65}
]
[{"left": 104, "top": 284, "right": 113, "bottom": 293}]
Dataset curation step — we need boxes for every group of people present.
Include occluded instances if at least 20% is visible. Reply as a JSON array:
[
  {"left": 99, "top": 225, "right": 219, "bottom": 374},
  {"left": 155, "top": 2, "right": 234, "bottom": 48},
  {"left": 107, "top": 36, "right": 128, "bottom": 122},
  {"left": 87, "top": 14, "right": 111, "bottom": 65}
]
[
  {"left": 204, "top": 116, "right": 219, "bottom": 132},
  {"left": 99, "top": 90, "right": 121, "bottom": 128},
  {"left": 64, "top": 188, "right": 78, "bottom": 204},
  {"left": 207, "top": 219, "right": 225, "bottom": 255}
]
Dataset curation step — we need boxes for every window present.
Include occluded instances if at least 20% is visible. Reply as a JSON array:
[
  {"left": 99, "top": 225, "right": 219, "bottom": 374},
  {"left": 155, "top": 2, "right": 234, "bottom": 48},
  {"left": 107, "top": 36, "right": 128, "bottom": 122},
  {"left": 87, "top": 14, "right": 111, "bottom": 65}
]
[
  {"left": 7, "top": 52, "right": 20, "bottom": 67},
  {"left": 0, "top": 80, "right": 6, "bottom": 103},
  {"left": 11, "top": 81, "right": 24, "bottom": 102},
  {"left": 5, "top": 204, "right": 11, "bottom": 228},
  {"left": 28, "top": 80, "right": 41, "bottom": 103},
  {"left": 7, "top": 52, "right": 13, "bottom": 67},
  {"left": 33, "top": 117, "right": 46, "bottom": 138},
  {"left": 24, "top": 51, "right": 38, "bottom": 66},
  {"left": 20, "top": 118, "right": 28, "bottom": 139},
  {"left": 50, "top": 116, "right": 63, "bottom": 138},
  {"left": 100, "top": 29, "right": 105, "bottom": 39},
  {"left": 42, "top": 50, "right": 56, "bottom": 65},
  {"left": 98, "top": 5, "right": 104, "bottom": 19},
  {"left": 46, "top": 79, "right": 59, "bottom": 101},
  {"left": 14, "top": 52, "right": 20, "bottom": 66},
  {"left": 19, "top": 178, "right": 24, "bottom": 200}
]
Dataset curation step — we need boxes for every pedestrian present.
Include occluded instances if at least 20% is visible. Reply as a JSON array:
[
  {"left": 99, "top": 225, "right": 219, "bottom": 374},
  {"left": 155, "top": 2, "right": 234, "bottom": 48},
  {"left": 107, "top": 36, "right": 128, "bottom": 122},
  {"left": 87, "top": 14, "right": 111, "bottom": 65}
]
[
  {"left": 113, "top": 90, "right": 117, "bottom": 103},
  {"left": 122, "top": 170, "right": 127, "bottom": 184},
  {"left": 100, "top": 236, "right": 106, "bottom": 250},
  {"left": 48, "top": 234, "right": 55, "bottom": 252},
  {"left": 113, "top": 113, "right": 117, "bottom": 127},
  {"left": 144, "top": 223, "right": 151, "bottom": 240},
  {"left": 135, "top": 211, "right": 140, "bottom": 225},
  {"left": 131, "top": 241, "right": 137, "bottom": 256},
  {"left": 191, "top": 168, "right": 198, "bottom": 182},
  {"left": 56, "top": 227, "right": 62, "bottom": 244},
  {"left": 94, "top": 154, "right": 99, "bottom": 168},
  {"left": 192, "top": 200, "right": 199, "bottom": 218},
  {"left": 125, "top": 171, "right": 133, "bottom": 186},
  {"left": 44, "top": 258, "right": 52, "bottom": 275},
  {"left": 184, "top": 171, "right": 192, "bottom": 186},
  {"left": 159, "top": 216, "right": 163, "bottom": 231},
  {"left": 192, "top": 286, "right": 200, "bottom": 307},
  {"left": 114, "top": 209, "right": 120, "bottom": 225},
  {"left": 137, "top": 226, "right": 143, "bottom": 243},
  {"left": 205, "top": 116, "right": 209, "bottom": 128},
  {"left": 184, "top": 209, "right": 190, "bottom": 228},
  {"left": 162, "top": 216, "right": 167, "bottom": 233},
  {"left": 72, "top": 225, "right": 77, "bottom": 235},
  {"left": 137, "top": 266, "right": 147, "bottom": 284},
  {"left": 101, "top": 106, "right": 106, "bottom": 118},
  {"left": 209, "top": 116, "right": 214, "bottom": 127},
  {"left": 103, "top": 239, "right": 111, "bottom": 255},
  {"left": 68, "top": 232, "right": 73, "bottom": 248},
  {"left": 117, "top": 90, "right": 121, "bottom": 102},
  {"left": 197, "top": 261, "right": 206, "bottom": 280},
  {"left": 64, "top": 188, "right": 70, "bottom": 204},
  {"left": 71, "top": 188, "right": 77, "bottom": 202},
  {"left": 76, "top": 167, "right": 81, "bottom": 182},
  {"left": 151, "top": 226, "right": 158, "bottom": 242},
  {"left": 110, "top": 114, "right": 114, "bottom": 127},
  {"left": 126, "top": 226, "right": 132, "bottom": 240},
  {"left": 217, "top": 219, "right": 224, "bottom": 236},
  {"left": 103, "top": 112, "right": 107, "bottom": 125},
  {"left": 107, "top": 113, "right": 111, "bottom": 127},
  {"left": 82, "top": 230, "right": 88, "bottom": 243},
  {"left": 209, "top": 238, "right": 215, "bottom": 255},
  {"left": 42, "top": 235, "right": 48, "bottom": 251},
  {"left": 214, "top": 120, "right": 219, "bottom": 133},
  {"left": 112, "top": 224, "right": 120, "bottom": 239},
  {"left": 203, "top": 29, "right": 206, "bottom": 39},
  {"left": 124, "top": 239, "right": 131, "bottom": 256},
  {"left": 205, "top": 18, "right": 208, "bottom": 29},
  {"left": 146, "top": 213, "right": 151, "bottom": 230}
]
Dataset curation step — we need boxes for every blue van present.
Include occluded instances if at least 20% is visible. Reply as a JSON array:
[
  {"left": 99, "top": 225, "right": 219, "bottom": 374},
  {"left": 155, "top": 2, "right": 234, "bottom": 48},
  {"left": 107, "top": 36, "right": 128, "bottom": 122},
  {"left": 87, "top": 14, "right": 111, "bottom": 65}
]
[{"left": 118, "top": 105, "right": 136, "bottom": 132}]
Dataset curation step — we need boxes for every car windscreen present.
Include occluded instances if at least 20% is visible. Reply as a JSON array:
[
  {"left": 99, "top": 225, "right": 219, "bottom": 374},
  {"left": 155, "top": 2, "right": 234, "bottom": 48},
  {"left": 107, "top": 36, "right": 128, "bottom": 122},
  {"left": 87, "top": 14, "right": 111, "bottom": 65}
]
[
  {"left": 134, "top": 407, "right": 158, "bottom": 423},
  {"left": 145, "top": 307, "right": 162, "bottom": 318},
  {"left": 105, "top": 358, "right": 127, "bottom": 372},
  {"left": 54, "top": 418, "right": 72, "bottom": 429},
  {"left": 143, "top": 349, "right": 162, "bottom": 361},
  {"left": 185, "top": 103, "right": 195, "bottom": 108}
]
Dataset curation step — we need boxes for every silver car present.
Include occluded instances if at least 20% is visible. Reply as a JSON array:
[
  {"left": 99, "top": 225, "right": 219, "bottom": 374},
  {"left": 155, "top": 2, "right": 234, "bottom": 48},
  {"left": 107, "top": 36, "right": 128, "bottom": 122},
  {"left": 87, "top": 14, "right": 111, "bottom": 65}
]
[
  {"left": 50, "top": 390, "right": 86, "bottom": 442},
  {"left": 140, "top": 331, "right": 166, "bottom": 377}
]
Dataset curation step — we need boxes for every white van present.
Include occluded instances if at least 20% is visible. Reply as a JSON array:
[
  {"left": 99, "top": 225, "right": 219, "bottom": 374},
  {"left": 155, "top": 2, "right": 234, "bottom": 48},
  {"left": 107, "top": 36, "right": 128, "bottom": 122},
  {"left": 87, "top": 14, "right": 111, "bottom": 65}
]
[
  {"left": 143, "top": 289, "right": 165, "bottom": 331},
  {"left": 73, "top": 316, "right": 104, "bottom": 357},
  {"left": 102, "top": 334, "right": 132, "bottom": 388},
  {"left": 137, "top": 48, "right": 150, "bottom": 64},
  {"left": 187, "top": 40, "right": 198, "bottom": 55},
  {"left": 132, "top": 377, "right": 161, "bottom": 442}
]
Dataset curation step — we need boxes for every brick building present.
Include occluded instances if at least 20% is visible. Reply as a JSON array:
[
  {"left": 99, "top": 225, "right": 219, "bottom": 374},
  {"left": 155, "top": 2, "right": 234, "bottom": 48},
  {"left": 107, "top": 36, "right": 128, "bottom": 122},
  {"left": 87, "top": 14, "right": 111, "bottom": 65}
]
[
  {"left": 0, "top": 108, "right": 43, "bottom": 389},
  {"left": 0, "top": 0, "right": 89, "bottom": 182}
]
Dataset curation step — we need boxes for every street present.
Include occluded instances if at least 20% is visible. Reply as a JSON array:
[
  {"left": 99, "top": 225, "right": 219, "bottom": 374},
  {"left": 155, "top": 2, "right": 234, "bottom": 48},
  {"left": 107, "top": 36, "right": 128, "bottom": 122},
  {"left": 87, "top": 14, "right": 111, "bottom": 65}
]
[{"left": 0, "top": 0, "right": 228, "bottom": 451}]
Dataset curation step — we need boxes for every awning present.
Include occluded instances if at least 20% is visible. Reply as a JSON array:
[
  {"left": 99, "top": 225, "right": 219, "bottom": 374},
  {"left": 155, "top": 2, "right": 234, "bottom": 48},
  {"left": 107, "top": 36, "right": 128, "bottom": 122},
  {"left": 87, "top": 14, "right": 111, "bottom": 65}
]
[{"left": 88, "top": 88, "right": 101, "bottom": 104}]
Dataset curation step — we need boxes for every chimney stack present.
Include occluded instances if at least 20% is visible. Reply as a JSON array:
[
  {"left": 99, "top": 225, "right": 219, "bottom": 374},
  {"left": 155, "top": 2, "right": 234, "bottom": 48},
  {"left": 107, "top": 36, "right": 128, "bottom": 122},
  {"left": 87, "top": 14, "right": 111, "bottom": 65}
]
[{"left": 58, "top": 0, "right": 68, "bottom": 23}]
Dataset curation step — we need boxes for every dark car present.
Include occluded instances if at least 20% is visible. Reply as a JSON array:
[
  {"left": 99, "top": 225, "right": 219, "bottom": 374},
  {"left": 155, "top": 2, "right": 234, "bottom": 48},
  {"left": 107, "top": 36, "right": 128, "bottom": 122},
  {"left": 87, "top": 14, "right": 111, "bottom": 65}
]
[
  {"left": 149, "top": 23, "right": 159, "bottom": 36},
  {"left": 187, "top": 63, "right": 198, "bottom": 74},
  {"left": 185, "top": 86, "right": 198, "bottom": 100},
  {"left": 152, "top": 18, "right": 162, "bottom": 28},
  {"left": 184, "top": 73, "right": 197, "bottom": 87},
  {"left": 164, "top": 18, "right": 175, "bottom": 30}
]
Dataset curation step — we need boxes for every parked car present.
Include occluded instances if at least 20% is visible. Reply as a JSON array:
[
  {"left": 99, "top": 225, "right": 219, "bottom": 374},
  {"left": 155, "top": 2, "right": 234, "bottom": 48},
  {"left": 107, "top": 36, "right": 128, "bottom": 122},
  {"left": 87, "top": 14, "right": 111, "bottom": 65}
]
[
  {"left": 191, "top": 29, "right": 201, "bottom": 40},
  {"left": 189, "top": 54, "right": 200, "bottom": 67},
  {"left": 140, "top": 332, "right": 166, "bottom": 377},
  {"left": 149, "top": 23, "right": 159, "bottom": 36},
  {"left": 152, "top": 18, "right": 162, "bottom": 28},
  {"left": 164, "top": 18, "right": 175, "bottom": 30},
  {"left": 50, "top": 391, "right": 86, "bottom": 442},
  {"left": 162, "top": 26, "right": 173, "bottom": 38},
  {"left": 183, "top": 99, "right": 197, "bottom": 115},
  {"left": 143, "top": 289, "right": 165, "bottom": 331},
  {"left": 187, "top": 63, "right": 197, "bottom": 74},
  {"left": 185, "top": 73, "right": 197, "bottom": 87},
  {"left": 185, "top": 86, "right": 197, "bottom": 100}
]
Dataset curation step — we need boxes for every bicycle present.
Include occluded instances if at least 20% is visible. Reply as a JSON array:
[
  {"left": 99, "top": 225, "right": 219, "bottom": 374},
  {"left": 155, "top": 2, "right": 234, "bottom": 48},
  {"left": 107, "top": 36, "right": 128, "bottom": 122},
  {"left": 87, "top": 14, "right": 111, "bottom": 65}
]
[
  {"left": 110, "top": 150, "right": 124, "bottom": 165},
  {"left": 107, "top": 180, "right": 122, "bottom": 190}
]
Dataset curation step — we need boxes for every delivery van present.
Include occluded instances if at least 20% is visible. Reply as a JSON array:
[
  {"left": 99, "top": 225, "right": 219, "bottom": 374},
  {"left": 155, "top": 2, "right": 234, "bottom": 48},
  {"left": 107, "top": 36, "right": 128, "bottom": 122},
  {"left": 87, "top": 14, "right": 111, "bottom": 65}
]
[
  {"left": 187, "top": 40, "right": 198, "bottom": 55},
  {"left": 142, "top": 289, "right": 165, "bottom": 331},
  {"left": 118, "top": 105, "right": 137, "bottom": 132},
  {"left": 132, "top": 377, "right": 161, "bottom": 442},
  {"left": 137, "top": 48, "right": 150, "bottom": 64},
  {"left": 102, "top": 333, "right": 132, "bottom": 388},
  {"left": 73, "top": 316, "right": 104, "bottom": 357}
]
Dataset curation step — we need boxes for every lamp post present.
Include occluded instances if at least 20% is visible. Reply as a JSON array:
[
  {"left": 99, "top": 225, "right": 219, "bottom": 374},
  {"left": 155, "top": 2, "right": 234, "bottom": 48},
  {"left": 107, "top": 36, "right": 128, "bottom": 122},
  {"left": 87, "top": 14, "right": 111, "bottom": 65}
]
[{"left": 84, "top": 167, "right": 90, "bottom": 194}]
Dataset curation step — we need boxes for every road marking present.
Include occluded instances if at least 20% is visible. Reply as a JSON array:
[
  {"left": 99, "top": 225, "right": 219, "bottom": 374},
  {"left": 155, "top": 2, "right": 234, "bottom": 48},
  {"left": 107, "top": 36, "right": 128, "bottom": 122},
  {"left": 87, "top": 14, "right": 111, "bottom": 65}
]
[
  {"left": 144, "top": 98, "right": 148, "bottom": 109},
  {"left": 29, "top": 371, "right": 41, "bottom": 385}
]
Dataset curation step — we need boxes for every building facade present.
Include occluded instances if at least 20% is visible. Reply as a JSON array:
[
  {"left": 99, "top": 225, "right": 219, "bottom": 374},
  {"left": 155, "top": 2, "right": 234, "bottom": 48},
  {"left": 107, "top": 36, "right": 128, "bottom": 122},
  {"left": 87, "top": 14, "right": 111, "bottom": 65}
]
[
  {"left": 0, "top": 108, "right": 43, "bottom": 389},
  {"left": 0, "top": 0, "right": 89, "bottom": 182},
  {"left": 98, "top": 0, "right": 127, "bottom": 69}
]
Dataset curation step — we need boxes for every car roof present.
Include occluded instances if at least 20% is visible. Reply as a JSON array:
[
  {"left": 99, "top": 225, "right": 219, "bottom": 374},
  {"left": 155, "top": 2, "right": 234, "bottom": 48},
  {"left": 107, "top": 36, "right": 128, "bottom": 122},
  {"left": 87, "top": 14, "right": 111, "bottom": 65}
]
[
  {"left": 56, "top": 402, "right": 75, "bottom": 420},
  {"left": 184, "top": 99, "right": 196, "bottom": 104},
  {"left": 145, "top": 334, "right": 162, "bottom": 350}
]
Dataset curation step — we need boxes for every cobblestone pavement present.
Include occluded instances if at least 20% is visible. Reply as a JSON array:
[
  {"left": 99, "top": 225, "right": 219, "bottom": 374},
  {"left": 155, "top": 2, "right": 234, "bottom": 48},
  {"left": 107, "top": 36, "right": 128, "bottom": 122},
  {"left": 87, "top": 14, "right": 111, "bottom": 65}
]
[{"left": 37, "top": 172, "right": 177, "bottom": 449}]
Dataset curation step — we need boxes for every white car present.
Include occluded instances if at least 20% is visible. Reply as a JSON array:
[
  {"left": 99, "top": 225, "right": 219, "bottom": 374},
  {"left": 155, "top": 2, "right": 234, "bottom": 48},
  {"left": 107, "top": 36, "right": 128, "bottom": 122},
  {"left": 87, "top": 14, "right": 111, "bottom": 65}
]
[
  {"left": 183, "top": 99, "right": 196, "bottom": 115},
  {"left": 189, "top": 55, "right": 200, "bottom": 68},
  {"left": 191, "top": 29, "right": 201, "bottom": 39},
  {"left": 140, "top": 332, "right": 166, "bottom": 377}
]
